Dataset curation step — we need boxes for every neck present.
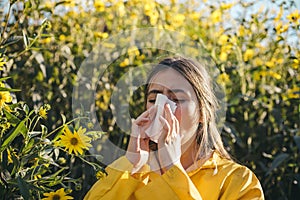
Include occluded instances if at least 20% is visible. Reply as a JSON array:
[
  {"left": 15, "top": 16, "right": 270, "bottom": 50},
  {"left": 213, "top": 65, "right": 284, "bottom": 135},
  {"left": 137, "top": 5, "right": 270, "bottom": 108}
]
[{"left": 180, "top": 141, "right": 197, "bottom": 170}]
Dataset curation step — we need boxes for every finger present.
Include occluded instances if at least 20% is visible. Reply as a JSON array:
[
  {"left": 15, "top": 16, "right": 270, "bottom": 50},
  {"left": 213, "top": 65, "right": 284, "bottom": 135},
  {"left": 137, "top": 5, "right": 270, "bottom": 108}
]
[
  {"left": 135, "top": 106, "right": 157, "bottom": 124},
  {"left": 139, "top": 105, "right": 157, "bottom": 120},
  {"left": 131, "top": 120, "right": 139, "bottom": 138},
  {"left": 165, "top": 104, "right": 177, "bottom": 139},
  {"left": 136, "top": 117, "right": 150, "bottom": 126},
  {"left": 172, "top": 114, "right": 179, "bottom": 137},
  {"left": 159, "top": 115, "right": 170, "bottom": 143}
]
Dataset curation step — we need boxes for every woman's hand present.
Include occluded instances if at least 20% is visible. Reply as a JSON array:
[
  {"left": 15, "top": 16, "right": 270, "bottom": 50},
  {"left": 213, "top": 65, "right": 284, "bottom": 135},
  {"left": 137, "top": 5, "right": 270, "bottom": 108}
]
[
  {"left": 126, "top": 106, "right": 156, "bottom": 173},
  {"left": 157, "top": 104, "right": 182, "bottom": 174}
]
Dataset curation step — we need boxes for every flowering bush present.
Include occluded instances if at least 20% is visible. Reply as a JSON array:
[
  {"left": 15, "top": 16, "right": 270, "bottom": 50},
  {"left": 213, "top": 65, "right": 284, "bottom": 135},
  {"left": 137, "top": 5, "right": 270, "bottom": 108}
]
[
  {"left": 0, "top": 81, "right": 103, "bottom": 198},
  {"left": 0, "top": 0, "right": 299, "bottom": 199}
]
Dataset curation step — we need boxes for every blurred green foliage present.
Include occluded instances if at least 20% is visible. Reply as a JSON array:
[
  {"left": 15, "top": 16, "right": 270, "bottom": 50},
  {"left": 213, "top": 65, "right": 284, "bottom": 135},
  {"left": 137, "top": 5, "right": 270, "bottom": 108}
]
[{"left": 0, "top": 0, "right": 299, "bottom": 199}]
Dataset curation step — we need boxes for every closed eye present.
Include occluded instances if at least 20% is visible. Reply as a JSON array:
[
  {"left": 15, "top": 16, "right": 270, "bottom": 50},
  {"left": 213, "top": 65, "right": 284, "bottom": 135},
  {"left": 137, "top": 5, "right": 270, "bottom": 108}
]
[
  {"left": 172, "top": 99, "right": 185, "bottom": 103},
  {"left": 148, "top": 99, "right": 156, "bottom": 103}
]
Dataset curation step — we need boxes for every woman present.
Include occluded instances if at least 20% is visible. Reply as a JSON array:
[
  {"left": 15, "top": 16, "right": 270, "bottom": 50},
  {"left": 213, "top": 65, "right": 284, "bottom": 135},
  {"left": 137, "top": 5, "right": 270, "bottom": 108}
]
[{"left": 85, "top": 57, "right": 264, "bottom": 199}]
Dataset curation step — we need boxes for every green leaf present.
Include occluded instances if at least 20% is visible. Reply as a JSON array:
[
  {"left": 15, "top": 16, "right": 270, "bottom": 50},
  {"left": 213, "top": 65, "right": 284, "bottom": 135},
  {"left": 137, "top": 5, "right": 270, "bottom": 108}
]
[
  {"left": 3, "top": 109, "right": 21, "bottom": 125},
  {"left": 266, "top": 153, "right": 289, "bottom": 176},
  {"left": 228, "top": 95, "right": 241, "bottom": 106},
  {"left": 0, "top": 169, "right": 11, "bottom": 184},
  {"left": 61, "top": 113, "right": 66, "bottom": 124},
  {"left": 21, "top": 138, "right": 35, "bottom": 154},
  {"left": 41, "top": 125, "right": 48, "bottom": 135},
  {"left": 22, "top": 30, "right": 29, "bottom": 48},
  {"left": 86, "top": 131, "right": 106, "bottom": 140},
  {"left": 0, "top": 77, "right": 11, "bottom": 82},
  {"left": 23, "top": 104, "right": 30, "bottom": 115},
  {"left": 294, "top": 136, "right": 300, "bottom": 151},
  {"left": 0, "top": 87, "right": 21, "bottom": 92},
  {"left": 0, "top": 119, "right": 27, "bottom": 153},
  {"left": 17, "top": 176, "right": 30, "bottom": 200},
  {"left": 1, "top": 36, "right": 23, "bottom": 47}
]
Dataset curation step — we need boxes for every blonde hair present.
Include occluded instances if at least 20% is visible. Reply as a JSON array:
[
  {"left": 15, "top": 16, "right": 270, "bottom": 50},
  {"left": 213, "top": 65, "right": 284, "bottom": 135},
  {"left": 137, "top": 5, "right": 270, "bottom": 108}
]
[{"left": 145, "top": 56, "right": 231, "bottom": 161}]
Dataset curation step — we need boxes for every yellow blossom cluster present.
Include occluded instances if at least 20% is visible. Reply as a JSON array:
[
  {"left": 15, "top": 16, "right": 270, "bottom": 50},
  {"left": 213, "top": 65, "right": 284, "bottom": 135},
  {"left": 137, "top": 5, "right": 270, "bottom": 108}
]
[
  {"left": 42, "top": 188, "right": 73, "bottom": 200},
  {"left": 253, "top": 70, "right": 282, "bottom": 81},
  {"left": 0, "top": 57, "right": 5, "bottom": 70},
  {"left": 0, "top": 82, "right": 12, "bottom": 109}
]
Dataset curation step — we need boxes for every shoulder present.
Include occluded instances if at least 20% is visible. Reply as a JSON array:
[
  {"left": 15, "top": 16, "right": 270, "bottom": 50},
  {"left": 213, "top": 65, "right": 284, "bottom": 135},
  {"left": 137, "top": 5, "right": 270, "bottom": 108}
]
[
  {"left": 215, "top": 156, "right": 265, "bottom": 199},
  {"left": 188, "top": 153, "right": 265, "bottom": 199}
]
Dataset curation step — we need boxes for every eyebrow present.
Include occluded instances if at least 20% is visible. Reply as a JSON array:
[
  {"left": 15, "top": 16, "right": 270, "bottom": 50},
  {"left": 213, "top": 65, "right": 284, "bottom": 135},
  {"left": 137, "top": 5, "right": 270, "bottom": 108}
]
[{"left": 147, "top": 89, "right": 187, "bottom": 95}]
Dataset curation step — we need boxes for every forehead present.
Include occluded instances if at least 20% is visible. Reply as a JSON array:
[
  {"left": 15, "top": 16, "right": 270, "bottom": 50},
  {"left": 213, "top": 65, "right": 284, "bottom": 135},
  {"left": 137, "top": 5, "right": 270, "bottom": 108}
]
[{"left": 148, "top": 68, "right": 194, "bottom": 92}]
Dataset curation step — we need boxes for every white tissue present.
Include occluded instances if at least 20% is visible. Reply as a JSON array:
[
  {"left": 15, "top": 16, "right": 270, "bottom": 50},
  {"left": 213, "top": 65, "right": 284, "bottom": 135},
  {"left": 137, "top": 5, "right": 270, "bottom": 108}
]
[{"left": 145, "top": 94, "right": 177, "bottom": 142}]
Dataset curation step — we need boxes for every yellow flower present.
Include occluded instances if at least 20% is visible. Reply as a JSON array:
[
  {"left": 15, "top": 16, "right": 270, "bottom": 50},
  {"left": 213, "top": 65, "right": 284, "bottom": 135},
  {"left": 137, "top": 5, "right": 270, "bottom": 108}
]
[
  {"left": 33, "top": 174, "right": 42, "bottom": 180},
  {"left": 144, "top": 2, "right": 156, "bottom": 16},
  {"left": 0, "top": 57, "right": 5, "bottom": 70},
  {"left": 265, "top": 57, "right": 276, "bottom": 68},
  {"left": 253, "top": 57, "right": 263, "bottom": 66},
  {"left": 120, "top": 58, "right": 130, "bottom": 67},
  {"left": 171, "top": 13, "right": 186, "bottom": 27},
  {"left": 137, "top": 54, "right": 145, "bottom": 60},
  {"left": 7, "top": 149, "right": 15, "bottom": 164},
  {"left": 211, "top": 9, "right": 222, "bottom": 23},
  {"left": 57, "top": 126, "right": 92, "bottom": 156},
  {"left": 275, "top": 22, "right": 289, "bottom": 34},
  {"left": 238, "top": 25, "right": 246, "bottom": 37},
  {"left": 189, "top": 12, "right": 201, "bottom": 21},
  {"left": 116, "top": 2, "right": 126, "bottom": 17},
  {"left": 59, "top": 34, "right": 66, "bottom": 41},
  {"left": 39, "top": 109, "right": 47, "bottom": 119},
  {"left": 218, "top": 34, "right": 229, "bottom": 45},
  {"left": 220, "top": 3, "right": 233, "bottom": 10},
  {"left": 217, "top": 72, "right": 230, "bottom": 85},
  {"left": 292, "top": 58, "right": 299, "bottom": 69},
  {"left": 42, "top": 188, "right": 73, "bottom": 200},
  {"left": 219, "top": 52, "right": 228, "bottom": 62},
  {"left": 268, "top": 71, "right": 281, "bottom": 80},
  {"left": 40, "top": 37, "right": 52, "bottom": 44},
  {"left": 287, "top": 86, "right": 300, "bottom": 99},
  {"left": 38, "top": 104, "right": 51, "bottom": 119},
  {"left": 96, "top": 170, "right": 107, "bottom": 180},
  {"left": 128, "top": 46, "right": 140, "bottom": 57},
  {"left": 0, "top": 83, "right": 12, "bottom": 109},
  {"left": 94, "top": 32, "right": 109, "bottom": 39},
  {"left": 266, "top": 57, "right": 284, "bottom": 68},
  {"left": 243, "top": 49, "right": 255, "bottom": 62},
  {"left": 253, "top": 70, "right": 267, "bottom": 81},
  {"left": 287, "top": 10, "right": 300, "bottom": 25},
  {"left": 94, "top": 0, "right": 105, "bottom": 12}
]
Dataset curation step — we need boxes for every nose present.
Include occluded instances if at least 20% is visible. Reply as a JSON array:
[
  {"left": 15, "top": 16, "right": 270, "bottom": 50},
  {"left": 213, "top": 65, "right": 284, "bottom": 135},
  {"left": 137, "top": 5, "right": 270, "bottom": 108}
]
[{"left": 160, "top": 88, "right": 173, "bottom": 100}]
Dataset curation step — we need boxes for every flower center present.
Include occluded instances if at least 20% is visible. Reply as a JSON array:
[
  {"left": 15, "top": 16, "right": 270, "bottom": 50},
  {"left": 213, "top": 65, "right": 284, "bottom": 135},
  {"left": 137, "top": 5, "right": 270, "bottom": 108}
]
[
  {"left": 70, "top": 137, "right": 78, "bottom": 145},
  {"left": 52, "top": 194, "right": 60, "bottom": 200}
]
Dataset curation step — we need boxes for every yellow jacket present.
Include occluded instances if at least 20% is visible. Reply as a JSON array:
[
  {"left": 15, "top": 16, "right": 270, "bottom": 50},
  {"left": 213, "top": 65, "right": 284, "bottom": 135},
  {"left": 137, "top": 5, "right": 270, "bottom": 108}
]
[{"left": 84, "top": 152, "right": 264, "bottom": 200}]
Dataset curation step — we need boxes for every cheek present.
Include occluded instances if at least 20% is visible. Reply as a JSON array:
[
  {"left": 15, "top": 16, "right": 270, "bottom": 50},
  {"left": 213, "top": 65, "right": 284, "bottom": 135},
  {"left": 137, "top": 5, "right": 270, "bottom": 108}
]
[
  {"left": 174, "top": 102, "right": 200, "bottom": 130},
  {"left": 174, "top": 103, "right": 200, "bottom": 123},
  {"left": 146, "top": 101, "right": 154, "bottom": 110}
]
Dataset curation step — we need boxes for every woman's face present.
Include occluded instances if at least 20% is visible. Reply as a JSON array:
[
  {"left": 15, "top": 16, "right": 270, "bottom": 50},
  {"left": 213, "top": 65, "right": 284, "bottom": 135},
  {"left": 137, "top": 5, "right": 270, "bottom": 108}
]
[{"left": 146, "top": 68, "right": 201, "bottom": 148}]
